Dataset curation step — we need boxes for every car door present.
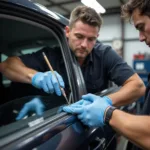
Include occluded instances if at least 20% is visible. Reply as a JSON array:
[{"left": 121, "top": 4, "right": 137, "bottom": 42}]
[{"left": 0, "top": 1, "right": 90, "bottom": 150}]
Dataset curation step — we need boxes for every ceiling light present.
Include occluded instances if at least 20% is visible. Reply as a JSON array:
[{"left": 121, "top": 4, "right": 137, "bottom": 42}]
[{"left": 81, "top": 0, "right": 106, "bottom": 14}]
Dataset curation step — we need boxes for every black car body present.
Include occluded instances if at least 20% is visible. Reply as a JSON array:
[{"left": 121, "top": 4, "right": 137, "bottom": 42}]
[{"left": 0, "top": 0, "right": 123, "bottom": 149}]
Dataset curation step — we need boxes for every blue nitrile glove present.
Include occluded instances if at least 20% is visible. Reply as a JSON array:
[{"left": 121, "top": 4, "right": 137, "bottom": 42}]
[
  {"left": 57, "top": 99, "right": 91, "bottom": 114},
  {"left": 31, "top": 71, "right": 64, "bottom": 96},
  {"left": 63, "top": 94, "right": 112, "bottom": 127},
  {"left": 16, "top": 98, "right": 45, "bottom": 120}
]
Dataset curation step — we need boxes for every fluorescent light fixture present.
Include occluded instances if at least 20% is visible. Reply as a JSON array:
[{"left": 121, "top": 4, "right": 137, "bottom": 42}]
[
  {"left": 81, "top": 0, "right": 106, "bottom": 14},
  {"left": 34, "top": 3, "right": 60, "bottom": 19}
]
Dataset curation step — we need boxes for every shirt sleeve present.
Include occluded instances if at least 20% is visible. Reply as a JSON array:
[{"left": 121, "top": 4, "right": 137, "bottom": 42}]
[
  {"left": 19, "top": 47, "right": 60, "bottom": 72},
  {"left": 104, "top": 46, "right": 135, "bottom": 86}
]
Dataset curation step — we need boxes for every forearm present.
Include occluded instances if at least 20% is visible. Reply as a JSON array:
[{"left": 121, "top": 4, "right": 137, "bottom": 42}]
[
  {"left": 108, "top": 74, "right": 145, "bottom": 106},
  {"left": 110, "top": 110, "right": 150, "bottom": 150},
  {"left": 0, "top": 57, "right": 37, "bottom": 84}
]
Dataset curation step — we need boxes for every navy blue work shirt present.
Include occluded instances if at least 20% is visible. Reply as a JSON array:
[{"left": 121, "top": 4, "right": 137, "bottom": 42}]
[
  {"left": 80, "top": 42, "right": 135, "bottom": 93},
  {"left": 17, "top": 42, "right": 135, "bottom": 94}
]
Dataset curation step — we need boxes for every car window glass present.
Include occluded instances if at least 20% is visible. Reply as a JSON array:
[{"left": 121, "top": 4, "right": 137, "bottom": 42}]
[{"left": 0, "top": 16, "right": 72, "bottom": 131}]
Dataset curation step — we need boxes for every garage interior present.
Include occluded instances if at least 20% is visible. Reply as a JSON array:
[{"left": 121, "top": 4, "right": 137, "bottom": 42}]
[
  {"left": 31, "top": 0, "right": 149, "bottom": 149},
  {"left": 30, "top": 0, "right": 149, "bottom": 150}
]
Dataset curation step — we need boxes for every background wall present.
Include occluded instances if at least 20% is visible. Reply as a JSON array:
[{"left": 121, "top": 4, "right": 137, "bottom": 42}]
[
  {"left": 98, "top": 14, "right": 150, "bottom": 67},
  {"left": 98, "top": 14, "right": 122, "bottom": 41}
]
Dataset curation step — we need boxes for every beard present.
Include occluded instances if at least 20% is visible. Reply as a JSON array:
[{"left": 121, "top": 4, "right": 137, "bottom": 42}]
[{"left": 74, "top": 48, "right": 89, "bottom": 58}]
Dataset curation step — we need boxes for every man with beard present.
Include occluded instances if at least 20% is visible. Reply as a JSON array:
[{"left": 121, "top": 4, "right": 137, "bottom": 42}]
[{"left": 63, "top": 1, "right": 150, "bottom": 149}]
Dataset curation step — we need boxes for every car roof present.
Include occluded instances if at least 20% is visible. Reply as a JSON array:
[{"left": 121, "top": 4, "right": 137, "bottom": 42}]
[{"left": 1, "top": 0, "right": 69, "bottom": 26}]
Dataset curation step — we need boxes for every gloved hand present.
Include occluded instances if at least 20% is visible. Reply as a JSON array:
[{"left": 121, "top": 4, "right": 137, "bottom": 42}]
[
  {"left": 63, "top": 94, "right": 112, "bottom": 127},
  {"left": 16, "top": 98, "right": 45, "bottom": 120},
  {"left": 71, "top": 99, "right": 92, "bottom": 106},
  {"left": 57, "top": 99, "right": 91, "bottom": 114},
  {"left": 31, "top": 71, "right": 64, "bottom": 96}
]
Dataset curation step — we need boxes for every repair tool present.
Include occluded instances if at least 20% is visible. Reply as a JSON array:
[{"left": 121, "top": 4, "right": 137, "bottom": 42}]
[{"left": 42, "top": 52, "right": 69, "bottom": 104}]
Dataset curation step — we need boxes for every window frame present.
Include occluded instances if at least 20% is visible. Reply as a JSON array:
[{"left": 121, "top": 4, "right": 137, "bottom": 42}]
[{"left": 0, "top": 4, "right": 85, "bottom": 147}]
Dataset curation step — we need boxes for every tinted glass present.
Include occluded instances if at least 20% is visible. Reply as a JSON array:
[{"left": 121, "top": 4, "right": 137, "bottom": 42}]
[{"left": 0, "top": 16, "right": 72, "bottom": 131}]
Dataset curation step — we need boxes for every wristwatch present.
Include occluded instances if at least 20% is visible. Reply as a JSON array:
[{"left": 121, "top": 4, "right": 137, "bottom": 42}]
[{"left": 104, "top": 106, "right": 117, "bottom": 125}]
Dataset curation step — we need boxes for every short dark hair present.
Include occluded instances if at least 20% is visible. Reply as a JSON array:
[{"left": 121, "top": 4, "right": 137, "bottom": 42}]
[
  {"left": 121, "top": 0, "right": 150, "bottom": 21},
  {"left": 69, "top": 6, "right": 103, "bottom": 29}
]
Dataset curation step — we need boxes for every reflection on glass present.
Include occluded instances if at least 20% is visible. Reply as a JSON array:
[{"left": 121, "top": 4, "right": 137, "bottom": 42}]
[{"left": 0, "top": 17, "right": 72, "bottom": 131}]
